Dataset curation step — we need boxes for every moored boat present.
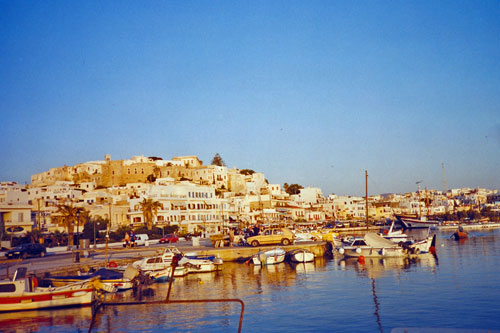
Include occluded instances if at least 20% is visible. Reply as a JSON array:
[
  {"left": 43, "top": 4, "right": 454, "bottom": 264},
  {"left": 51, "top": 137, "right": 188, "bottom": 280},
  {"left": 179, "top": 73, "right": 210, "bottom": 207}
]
[
  {"left": 252, "top": 248, "right": 286, "bottom": 265},
  {"left": 379, "top": 220, "right": 408, "bottom": 243},
  {"left": 46, "top": 268, "right": 136, "bottom": 291},
  {"left": 337, "top": 233, "right": 405, "bottom": 258},
  {"left": 395, "top": 214, "right": 440, "bottom": 229},
  {"left": 287, "top": 248, "right": 314, "bottom": 263},
  {"left": 132, "top": 246, "right": 222, "bottom": 276},
  {"left": 0, "top": 267, "right": 103, "bottom": 312},
  {"left": 336, "top": 232, "right": 436, "bottom": 258}
]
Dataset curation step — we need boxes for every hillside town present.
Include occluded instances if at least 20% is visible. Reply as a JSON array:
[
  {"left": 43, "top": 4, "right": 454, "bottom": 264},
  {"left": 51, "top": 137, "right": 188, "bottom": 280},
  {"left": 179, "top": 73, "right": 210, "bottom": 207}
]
[{"left": 1, "top": 154, "right": 499, "bottom": 241}]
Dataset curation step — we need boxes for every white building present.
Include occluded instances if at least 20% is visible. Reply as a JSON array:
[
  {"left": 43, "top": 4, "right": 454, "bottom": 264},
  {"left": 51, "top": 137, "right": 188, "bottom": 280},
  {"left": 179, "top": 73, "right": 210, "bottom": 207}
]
[
  {"left": 0, "top": 182, "right": 33, "bottom": 235},
  {"left": 127, "top": 183, "right": 226, "bottom": 234}
]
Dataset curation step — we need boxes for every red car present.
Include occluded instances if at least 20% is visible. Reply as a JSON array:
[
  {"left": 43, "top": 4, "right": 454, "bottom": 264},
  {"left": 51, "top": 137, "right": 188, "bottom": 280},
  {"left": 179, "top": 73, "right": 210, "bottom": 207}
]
[{"left": 159, "top": 234, "right": 179, "bottom": 244}]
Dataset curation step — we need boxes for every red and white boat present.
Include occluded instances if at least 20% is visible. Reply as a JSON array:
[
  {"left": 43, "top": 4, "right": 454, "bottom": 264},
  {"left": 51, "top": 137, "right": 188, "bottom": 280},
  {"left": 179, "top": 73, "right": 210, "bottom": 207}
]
[{"left": 0, "top": 267, "right": 100, "bottom": 312}]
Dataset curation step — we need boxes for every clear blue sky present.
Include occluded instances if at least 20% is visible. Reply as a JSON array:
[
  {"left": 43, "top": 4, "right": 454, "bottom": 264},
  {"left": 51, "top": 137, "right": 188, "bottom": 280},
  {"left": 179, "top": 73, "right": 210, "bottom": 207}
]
[{"left": 1, "top": 1, "right": 499, "bottom": 196}]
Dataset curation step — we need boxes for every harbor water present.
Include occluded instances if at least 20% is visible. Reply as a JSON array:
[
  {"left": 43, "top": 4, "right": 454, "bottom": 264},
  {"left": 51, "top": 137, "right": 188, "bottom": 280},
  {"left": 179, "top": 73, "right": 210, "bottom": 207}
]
[{"left": 2, "top": 229, "right": 500, "bottom": 332}]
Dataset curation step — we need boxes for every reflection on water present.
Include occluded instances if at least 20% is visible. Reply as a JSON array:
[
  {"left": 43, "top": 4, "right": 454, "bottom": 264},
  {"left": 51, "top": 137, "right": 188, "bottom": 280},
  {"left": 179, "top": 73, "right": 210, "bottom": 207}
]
[
  {"left": 338, "top": 253, "right": 438, "bottom": 333},
  {"left": 0, "top": 307, "right": 92, "bottom": 333},
  {"left": 338, "top": 254, "right": 438, "bottom": 279},
  {"left": 4, "top": 230, "right": 500, "bottom": 332}
]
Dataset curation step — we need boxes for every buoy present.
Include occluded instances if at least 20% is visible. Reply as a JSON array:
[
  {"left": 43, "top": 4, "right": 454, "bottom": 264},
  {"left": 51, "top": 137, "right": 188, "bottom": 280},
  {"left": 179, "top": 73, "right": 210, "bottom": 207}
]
[
  {"left": 355, "top": 248, "right": 362, "bottom": 254},
  {"left": 338, "top": 248, "right": 345, "bottom": 255},
  {"left": 108, "top": 261, "right": 118, "bottom": 268},
  {"left": 358, "top": 255, "right": 365, "bottom": 264}
]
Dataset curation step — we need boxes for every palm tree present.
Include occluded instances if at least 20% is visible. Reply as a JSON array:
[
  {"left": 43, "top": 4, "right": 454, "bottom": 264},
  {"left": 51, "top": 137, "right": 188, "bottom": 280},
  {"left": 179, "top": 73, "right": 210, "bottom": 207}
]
[
  {"left": 56, "top": 203, "right": 88, "bottom": 247},
  {"left": 139, "top": 198, "right": 162, "bottom": 230}
]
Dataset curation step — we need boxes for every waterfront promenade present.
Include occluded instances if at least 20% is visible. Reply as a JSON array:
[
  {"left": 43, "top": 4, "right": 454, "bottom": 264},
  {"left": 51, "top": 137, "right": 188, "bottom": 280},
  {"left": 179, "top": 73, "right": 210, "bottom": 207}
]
[{"left": 0, "top": 238, "right": 329, "bottom": 278}]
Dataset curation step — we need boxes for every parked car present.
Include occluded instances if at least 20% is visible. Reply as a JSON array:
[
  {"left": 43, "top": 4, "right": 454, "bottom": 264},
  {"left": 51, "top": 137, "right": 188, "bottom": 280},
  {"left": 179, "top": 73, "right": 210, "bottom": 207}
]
[
  {"left": 159, "top": 234, "right": 179, "bottom": 244},
  {"left": 246, "top": 228, "right": 295, "bottom": 247},
  {"left": 5, "top": 243, "right": 47, "bottom": 259},
  {"left": 123, "top": 234, "right": 150, "bottom": 247}
]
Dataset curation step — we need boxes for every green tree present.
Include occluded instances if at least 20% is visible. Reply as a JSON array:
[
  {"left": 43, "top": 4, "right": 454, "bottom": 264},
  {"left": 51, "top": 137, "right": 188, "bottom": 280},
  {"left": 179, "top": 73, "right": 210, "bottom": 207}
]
[
  {"left": 211, "top": 153, "right": 226, "bottom": 167},
  {"left": 56, "top": 204, "right": 88, "bottom": 247},
  {"left": 239, "top": 169, "right": 255, "bottom": 176},
  {"left": 139, "top": 198, "right": 162, "bottom": 230},
  {"left": 285, "top": 184, "right": 303, "bottom": 195}
]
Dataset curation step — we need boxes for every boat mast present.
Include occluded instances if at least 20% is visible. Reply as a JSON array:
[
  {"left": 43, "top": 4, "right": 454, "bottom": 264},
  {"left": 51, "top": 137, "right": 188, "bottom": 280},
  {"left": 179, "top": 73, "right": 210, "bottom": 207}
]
[
  {"left": 365, "top": 170, "right": 369, "bottom": 229},
  {"left": 416, "top": 180, "right": 422, "bottom": 218}
]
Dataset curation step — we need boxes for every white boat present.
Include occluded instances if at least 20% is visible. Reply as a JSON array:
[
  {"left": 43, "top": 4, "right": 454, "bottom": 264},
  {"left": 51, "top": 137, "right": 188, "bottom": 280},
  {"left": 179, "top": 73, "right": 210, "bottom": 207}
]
[
  {"left": 337, "top": 233, "right": 405, "bottom": 258},
  {"left": 178, "top": 256, "right": 219, "bottom": 274},
  {"left": 252, "top": 248, "right": 286, "bottom": 265},
  {"left": 132, "top": 250, "right": 188, "bottom": 278},
  {"left": 145, "top": 266, "right": 180, "bottom": 282},
  {"left": 402, "top": 233, "right": 436, "bottom": 254},
  {"left": 132, "top": 247, "right": 221, "bottom": 276},
  {"left": 0, "top": 267, "right": 103, "bottom": 312},
  {"left": 379, "top": 221, "right": 408, "bottom": 243},
  {"left": 287, "top": 248, "right": 314, "bottom": 263},
  {"left": 337, "top": 232, "right": 436, "bottom": 258}
]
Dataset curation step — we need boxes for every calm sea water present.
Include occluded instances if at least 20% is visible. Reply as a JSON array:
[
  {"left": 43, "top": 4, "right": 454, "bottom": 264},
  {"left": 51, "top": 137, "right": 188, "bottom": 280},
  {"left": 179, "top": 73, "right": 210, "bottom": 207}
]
[{"left": 2, "top": 229, "right": 500, "bottom": 333}]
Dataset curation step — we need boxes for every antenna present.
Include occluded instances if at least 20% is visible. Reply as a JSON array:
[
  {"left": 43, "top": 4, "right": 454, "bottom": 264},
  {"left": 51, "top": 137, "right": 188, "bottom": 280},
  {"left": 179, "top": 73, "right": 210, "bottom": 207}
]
[
  {"left": 442, "top": 163, "right": 448, "bottom": 193},
  {"left": 415, "top": 181, "right": 422, "bottom": 218}
]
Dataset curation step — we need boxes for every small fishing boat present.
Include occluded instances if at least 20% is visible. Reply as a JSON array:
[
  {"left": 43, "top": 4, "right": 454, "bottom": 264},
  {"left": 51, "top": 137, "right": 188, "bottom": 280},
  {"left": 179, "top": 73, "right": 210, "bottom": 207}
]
[
  {"left": 145, "top": 266, "right": 179, "bottom": 282},
  {"left": 0, "top": 267, "right": 105, "bottom": 312},
  {"left": 337, "top": 232, "right": 436, "bottom": 258},
  {"left": 45, "top": 267, "right": 136, "bottom": 291},
  {"left": 337, "top": 233, "right": 405, "bottom": 258},
  {"left": 252, "top": 248, "right": 286, "bottom": 265},
  {"left": 132, "top": 247, "right": 222, "bottom": 276},
  {"left": 395, "top": 214, "right": 440, "bottom": 229},
  {"left": 452, "top": 226, "right": 469, "bottom": 240},
  {"left": 287, "top": 248, "right": 314, "bottom": 263}
]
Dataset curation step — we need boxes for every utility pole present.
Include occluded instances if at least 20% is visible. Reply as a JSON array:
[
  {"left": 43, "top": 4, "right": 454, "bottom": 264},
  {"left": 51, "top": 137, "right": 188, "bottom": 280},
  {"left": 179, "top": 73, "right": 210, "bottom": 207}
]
[{"left": 105, "top": 196, "right": 112, "bottom": 267}]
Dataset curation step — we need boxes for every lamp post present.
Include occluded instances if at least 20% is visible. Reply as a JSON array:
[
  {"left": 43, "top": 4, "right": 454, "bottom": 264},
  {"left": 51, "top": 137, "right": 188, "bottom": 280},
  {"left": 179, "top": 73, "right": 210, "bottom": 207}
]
[
  {"left": 93, "top": 218, "right": 97, "bottom": 249},
  {"left": 75, "top": 209, "right": 80, "bottom": 263}
]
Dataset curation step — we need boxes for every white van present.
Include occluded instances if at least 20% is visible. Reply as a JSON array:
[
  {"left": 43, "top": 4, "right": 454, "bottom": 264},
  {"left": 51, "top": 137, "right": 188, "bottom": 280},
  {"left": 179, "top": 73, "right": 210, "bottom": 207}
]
[
  {"left": 124, "top": 234, "right": 150, "bottom": 247},
  {"left": 134, "top": 234, "right": 149, "bottom": 246}
]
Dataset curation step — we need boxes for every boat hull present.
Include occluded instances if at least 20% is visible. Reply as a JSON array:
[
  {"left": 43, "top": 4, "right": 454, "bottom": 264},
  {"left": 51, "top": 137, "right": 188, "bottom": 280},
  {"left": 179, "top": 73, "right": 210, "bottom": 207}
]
[
  {"left": 288, "top": 249, "right": 315, "bottom": 263},
  {"left": 252, "top": 249, "right": 286, "bottom": 265},
  {"left": 396, "top": 215, "right": 440, "bottom": 229},
  {"left": 0, "top": 287, "right": 95, "bottom": 312},
  {"left": 341, "top": 247, "right": 405, "bottom": 258},
  {"left": 452, "top": 231, "right": 468, "bottom": 240}
]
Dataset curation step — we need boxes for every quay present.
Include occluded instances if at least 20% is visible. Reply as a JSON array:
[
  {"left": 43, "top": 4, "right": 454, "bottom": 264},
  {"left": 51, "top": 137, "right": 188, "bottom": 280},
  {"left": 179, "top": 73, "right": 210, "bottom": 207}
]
[{"left": 0, "top": 241, "right": 331, "bottom": 278}]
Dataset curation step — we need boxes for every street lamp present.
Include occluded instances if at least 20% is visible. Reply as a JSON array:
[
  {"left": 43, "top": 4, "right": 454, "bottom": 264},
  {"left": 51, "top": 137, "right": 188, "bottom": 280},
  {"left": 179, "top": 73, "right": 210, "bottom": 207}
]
[
  {"left": 75, "top": 209, "right": 80, "bottom": 263},
  {"left": 93, "top": 218, "right": 97, "bottom": 249},
  {"left": 76, "top": 209, "right": 80, "bottom": 249}
]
